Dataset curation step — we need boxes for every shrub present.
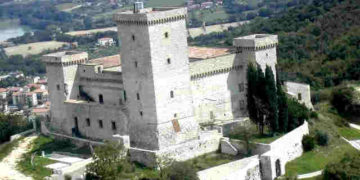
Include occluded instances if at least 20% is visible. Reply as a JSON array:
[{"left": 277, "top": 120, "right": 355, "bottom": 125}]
[
  {"left": 164, "top": 161, "right": 199, "bottom": 180},
  {"left": 323, "top": 152, "right": 360, "bottom": 179},
  {"left": 315, "top": 130, "right": 329, "bottom": 146},
  {"left": 310, "top": 111, "right": 318, "bottom": 119},
  {"left": 302, "top": 135, "right": 315, "bottom": 151}
]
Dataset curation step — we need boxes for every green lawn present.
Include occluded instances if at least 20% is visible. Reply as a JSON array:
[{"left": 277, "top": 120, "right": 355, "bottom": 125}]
[
  {"left": 187, "top": 152, "right": 243, "bottom": 171},
  {"left": 338, "top": 127, "right": 360, "bottom": 140},
  {"left": 0, "top": 138, "right": 22, "bottom": 161}
]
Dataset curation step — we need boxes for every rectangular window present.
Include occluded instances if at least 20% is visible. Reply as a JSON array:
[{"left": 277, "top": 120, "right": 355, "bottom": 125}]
[
  {"left": 140, "top": 111, "right": 143, "bottom": 116},
  {"left": 123, "top": 91, "right": 127, "bottom": 102},
  {"left": 86, "top": 118, "right": 90, "bottom": 126},
  {"left": 298, "top": 93, "right": 302, "bottom": 101},
  {"left": 111, "top": 121, "right": 116, "bottom": 130},
  {"left": 137, "top": 93, "right": 140, "bottom": 100},
  {"left": 98, "top": 120, "right": 103, "bottom": 128},
  {"left": 56, "top": 84, "right": 60, "bottom": 90}
]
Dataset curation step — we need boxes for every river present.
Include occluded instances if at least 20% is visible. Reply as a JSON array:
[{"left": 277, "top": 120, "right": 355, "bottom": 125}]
[{"left": 0, "top": 19, "right": 33, "bottom": 42}]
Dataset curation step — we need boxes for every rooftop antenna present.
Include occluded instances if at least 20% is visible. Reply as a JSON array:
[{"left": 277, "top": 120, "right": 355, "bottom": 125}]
[{"left": 133, "top": 0, "right": 144, "bottom": 13}]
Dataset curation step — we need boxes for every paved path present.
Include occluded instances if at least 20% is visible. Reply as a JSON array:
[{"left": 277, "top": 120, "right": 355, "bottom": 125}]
[
  {"left": 297, "top": 170, "right": 323, "bottom": 179},
  {"left": 0, "top": 135, "right": 37, "bottom": 180},
  {"left": 350, "top": 123, "right": 360, "bottom": 130}
]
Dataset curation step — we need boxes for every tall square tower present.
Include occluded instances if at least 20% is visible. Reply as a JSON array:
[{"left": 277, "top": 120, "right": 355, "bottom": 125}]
[{"left": 114, "top": 7, "right": 199, "bottom": 151}]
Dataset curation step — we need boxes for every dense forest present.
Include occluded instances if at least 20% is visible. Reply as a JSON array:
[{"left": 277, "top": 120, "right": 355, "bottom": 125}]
[{"left": 191, "top": 0, "right": 360, "bottom": 89}]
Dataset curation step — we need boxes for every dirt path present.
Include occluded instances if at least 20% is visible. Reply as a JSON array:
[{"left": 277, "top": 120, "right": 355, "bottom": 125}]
[{"left": 0, "top": 135, "right": 37, "bottom": 180}]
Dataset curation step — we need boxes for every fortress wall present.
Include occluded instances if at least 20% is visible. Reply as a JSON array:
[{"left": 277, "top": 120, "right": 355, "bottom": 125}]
[
  {"left": 64, "top": 101, "right": 129, "bottom": 140},
  {"left": 190, "top": 54, "right": 247, "bottom": 124}
]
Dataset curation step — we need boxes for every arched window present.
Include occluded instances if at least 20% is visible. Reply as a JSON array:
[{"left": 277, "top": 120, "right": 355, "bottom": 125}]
[
  {"left": 164, "top": 32, "right": 169, "bottom": 38},
  {"left": 170, "top": 91, "right": 174, "bottom": 98},
  {"left": 99, "top": 94, "right": 104, "bottom": 104},
  {"left": 167, "top": 58, "right": 171, "bottom": 64},
  {"left": 132, "top": 35, "right": 135, "bottom": 41}
]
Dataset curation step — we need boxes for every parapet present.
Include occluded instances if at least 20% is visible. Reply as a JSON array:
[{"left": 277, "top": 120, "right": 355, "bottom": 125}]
[
  {"left": 42, "top": 51, "right": 88, "bottom": 66},
  {"left": 233, "top": 34, "right": 278, "bottom": 49},
  {"left": 113, "top": 7, "right": 187, "bottom": 26}
]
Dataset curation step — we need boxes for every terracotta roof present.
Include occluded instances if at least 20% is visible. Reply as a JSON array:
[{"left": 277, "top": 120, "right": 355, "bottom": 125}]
[
  {"left": 98, "top": 37, "right": 113, "bottom": 41},
  {"left": 0, "top": 88, "right": 6, "bottom": 93},
  {"left": 27, "top": 84, "right": 41, "bottom": 89},
  {"left": 37, "top": 79, "right": 47, "bottom": 84},
  {"left": 33, "top": 89, "right": 48, "bottom": 93},
  {"left": 188, "top": 46, "right": 231, "bottom": 60},
  {"left": 32, "top": 108, "right": 49, "bottom": 113},
  {"left": 8, "top": 87, "right": 21, "bottom": 92},
  {"left": 89, "top": 55, "right": 121, "bottom": 68}
]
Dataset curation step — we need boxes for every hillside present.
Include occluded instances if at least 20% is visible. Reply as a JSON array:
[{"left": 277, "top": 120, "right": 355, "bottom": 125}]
[{"left": 191, "top": 0, "right": 360, "bottom": 89}]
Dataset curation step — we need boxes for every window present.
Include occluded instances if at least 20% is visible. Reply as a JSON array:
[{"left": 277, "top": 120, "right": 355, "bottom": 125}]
[
  {"left": 136, "top": 93, "right": 140, "bottom": 100},
  {"left": 86, "top": 118, "right": 90, "bottom": 126},
  {"left": 98, "top": 120, "right": 103, "bottom": 128},
  {"left": 170, "top": 91, "right": 174, "bottom": 98},
  {"left": 98, "top": 67, "right": 101, "bottom": 73},
  {"left": 74, "top": 117, "right": 78, "bottom": 128},
  {"left": 140, "top": 111, "right": 143, "bottom": 116},
  {"left": 164, "top": 32, "right": 169, "bottom": 38},
  {"left": 167, "top": 58, "right": 171, "bottom": 64},
  {"left": 99, "top": 94, "right": 104, "bottom": 104},
  {"left": 123, "top": 91, "right": 127, "bottom": 102},
  {"left": 174, "top": 113, "right": 177, "bottom": 118},
  {"left": 135, "top": 61, "right": 138, "bottom": 68},
  {"left": 238, "top": 83, "right": 244, "bottom": 92},
  {"left": 56, "top": 84, "right": 60, "bottom": 90},
  {"left": 266, "top": 53, "right": 268, "bottom": 57},
  {"left": 111, "top": 121, "right": 116, "bottom": 130},
  {"left": 298, "top": 93, "right": 302, "bottom": 100},
  {"left": 132, "top": 35, "right": 135, "bottom": 41}
]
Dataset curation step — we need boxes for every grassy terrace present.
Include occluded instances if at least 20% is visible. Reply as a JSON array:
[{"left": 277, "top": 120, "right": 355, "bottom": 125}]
[
  {"left": 17, "top": 135, "right": 91, "bottom": 180},
  {"left": 285, "top": 102, "right": 359, "bottom": 177},
  {"left": 187, "top": 152, "right": 243, "bottom": 171}
]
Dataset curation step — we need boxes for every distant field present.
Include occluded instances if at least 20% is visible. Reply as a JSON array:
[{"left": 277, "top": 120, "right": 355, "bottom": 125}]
[
  {"left": 145, "top": 0, "right": 186, "bottom": 7},
  {"left": 66, "top": 27, "right": 117, "bottom": 36},
  {"left": 56, "top": 3, "right": 81, "bottom": 12},
  {"left": 4, "top": 41, "right": 68, "bottom": 57}
]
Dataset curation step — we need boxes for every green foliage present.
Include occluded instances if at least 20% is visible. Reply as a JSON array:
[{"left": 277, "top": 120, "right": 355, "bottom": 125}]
[
  {"left": 287, "top": 98, "right": 310, "bottom": 131},
  {"left": 0, "top": 137, "right": 22, "bottom": 161},
  {"left": 315, "top": 130, "right": 329, "bottom": 146},
  {"left": 229, "top": 122, "right": 257, "bottom": 155},
  {"left": 163, "top": 161, "right": 199, "bottom": 180},
  {"left": 86, "top": 141, "right": 135, "bottom": 180},
  {"left": 323, "top": 152, "right": 360, "bottom": 180},
  {"left": 265, "top": 66, "right": 279, "bottom": 132},
  {"left": 302, "top": 135, "right": 315, "bottom": 152},
  {"left": 330, "top": 86, "right": 357, "bottom": 116},
  {"left": 0, "top": 113, "right": 32, "bottom": 143}
]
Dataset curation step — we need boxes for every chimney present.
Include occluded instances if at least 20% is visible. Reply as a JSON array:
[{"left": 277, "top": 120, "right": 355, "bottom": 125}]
[{"left": 133, "top": 1, "right": 144, "bottom": 13}]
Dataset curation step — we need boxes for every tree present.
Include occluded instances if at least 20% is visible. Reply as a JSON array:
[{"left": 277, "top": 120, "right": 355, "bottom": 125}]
[
  {"left": 323, "top": 152, "right": 360, "bottom": 179},
  {"left": 85, "top": 141, "right": 133, "bottom": 180},
  {"left": 276, "top": 68, "right": 288, "bottom": 132},
  {"left": 163, "top": 161, "right": 199, "bottom": 180},
  {"left": 265, "top": 66, "right": 279, "bottom": 132},
  {"left": 229, "top": 121, "right": 257, "bottom": 155},
  {"left": 331, "top": 86, "right": 355, "bottom": 115}
]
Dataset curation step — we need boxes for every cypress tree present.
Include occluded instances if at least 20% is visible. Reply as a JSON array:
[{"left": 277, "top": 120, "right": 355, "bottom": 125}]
[
  {"left": 276, "top": 68, "right": 289, "bottom": 132},
  {"left": 265, "top": 66, "right": 278, "bottom": 133},
  {"left": 247, "top": 63, "right": 260, "bottom": 131}
]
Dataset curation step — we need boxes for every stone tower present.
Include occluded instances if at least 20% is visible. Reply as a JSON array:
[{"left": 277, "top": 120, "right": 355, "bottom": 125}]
[
  {"left": 234, "top": 34, "right": 278, "bottom": 74},
  {"left": 42, "top": 51, "right": 88, "bottom": 133},
  {"left": 113, "top": 7, "right": 199, "bottom": 151}
]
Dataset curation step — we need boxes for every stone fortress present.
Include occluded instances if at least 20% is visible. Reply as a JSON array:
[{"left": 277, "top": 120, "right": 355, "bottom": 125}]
[{"left": 42, "top": 4, "right": 311, "bottom": 172}]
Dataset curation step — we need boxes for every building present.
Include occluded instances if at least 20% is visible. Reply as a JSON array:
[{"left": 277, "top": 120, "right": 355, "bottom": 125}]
[
  {"left": 97, "top": 37, "right": 115, "bottom": 46},
  {"left": 43, "top": 7, "right": 278, "bottom": 166},
  {"left": 12, "top": 91, "right": 38, "bottom": 108},
  {"left": 0, "top": 88, "right": 8, "bottom": 112}
]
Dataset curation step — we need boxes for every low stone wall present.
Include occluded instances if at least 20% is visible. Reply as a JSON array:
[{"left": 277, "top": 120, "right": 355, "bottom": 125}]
[
  {"left": 130, "top": 130, "right": 222, "bottom": 167},
  {"left": 197, "top": 155, "right": 261, "bottom": 180},
  {"left": 260, "top": 121, "right": 309, "bottom": 180},
  {"left": 10, "top": 128, "right": 36, "bottom": 141}
]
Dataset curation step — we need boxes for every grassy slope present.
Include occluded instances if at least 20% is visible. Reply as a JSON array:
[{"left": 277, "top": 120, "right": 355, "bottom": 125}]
[
  {"left": 17, "top": 135, "right": 91, "bottom": 179},
  {"left": 0, "top": 138, "right": 22, "bottom": 161},
  {"left": 285, "top": 102, "right": 359, "bottom": 177}
]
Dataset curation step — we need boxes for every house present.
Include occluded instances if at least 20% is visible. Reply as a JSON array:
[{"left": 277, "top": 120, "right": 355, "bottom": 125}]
[{"left": 97, "top": 37, "right": 115, "bottom": 46}]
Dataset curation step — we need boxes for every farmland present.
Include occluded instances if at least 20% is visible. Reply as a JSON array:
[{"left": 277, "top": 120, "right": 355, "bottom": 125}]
[{"left": 4, "top": 41, "right": 68, "bottom": 57}]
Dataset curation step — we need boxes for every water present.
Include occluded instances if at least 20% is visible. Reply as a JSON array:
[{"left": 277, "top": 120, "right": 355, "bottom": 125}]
[{"left": 0, "top": 19, "right": 33, "bottom": 42}]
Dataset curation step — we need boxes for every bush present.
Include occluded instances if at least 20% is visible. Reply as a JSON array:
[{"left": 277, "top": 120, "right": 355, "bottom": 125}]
[
  {"left": 302, "top": 135, "right": 315, "bottom": 151},
  {"left": 315, "top": 130, "right": 329, "bottom": 146},
  {"left": 323, "top": 152, "right": 360, "bottom": 179},
  {"left": 310, "top": 111, "right": 318, "bottom": 119},
  {"left": 164, "top": 161, "right": 199, "bottom": 180}
]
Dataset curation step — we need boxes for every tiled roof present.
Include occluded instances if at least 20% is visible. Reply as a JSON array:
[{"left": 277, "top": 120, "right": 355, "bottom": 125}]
[
  {"left": 0, "top": 88, "right": 6, "bottom": 93},
  {"left": 98, "top": 37, "right": 113, "bottom": 41},
  {"left": 89, "top": 55, "right": 121, "bottom": 68},
  {"left": 32, "top": 108, "right": 49, "bottom": 113},
  {"left": 33, "top": 89, "right": 48, "bottom": 93},
  {"left": 188, "top": 46, "right": 231, "bottom": 60}
]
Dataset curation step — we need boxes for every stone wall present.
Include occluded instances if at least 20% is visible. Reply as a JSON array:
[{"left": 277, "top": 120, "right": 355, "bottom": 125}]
[
  {"left": 260, "top": 121, "right": 309, "bottom": 180},
  {"left": 221, "top": 138, "right": 271, "bottom": 156},
  {"left": 285, "top": 81, "right": 314, "bottom": 110},
  {"left": 197, "top": 155, "right": 261, "bottom": 180}
]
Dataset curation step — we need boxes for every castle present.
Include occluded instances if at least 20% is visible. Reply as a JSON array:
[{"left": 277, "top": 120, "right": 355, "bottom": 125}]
[{"left": 42, "top": 6, "right": 278, "bottom": 165}]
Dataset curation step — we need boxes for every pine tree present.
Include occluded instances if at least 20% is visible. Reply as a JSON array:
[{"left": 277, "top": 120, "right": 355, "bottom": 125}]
[{"left": 265, "top": 66, "right": 278, "bottom": 133}]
